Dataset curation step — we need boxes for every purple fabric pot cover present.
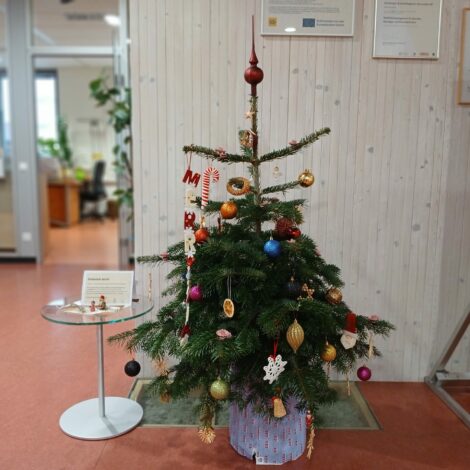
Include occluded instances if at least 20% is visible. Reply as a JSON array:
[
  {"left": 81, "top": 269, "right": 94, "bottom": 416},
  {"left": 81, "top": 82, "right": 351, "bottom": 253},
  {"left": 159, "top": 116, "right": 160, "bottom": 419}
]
[{"left": 229, "top": 398, "right": 306, "bottom": 465}]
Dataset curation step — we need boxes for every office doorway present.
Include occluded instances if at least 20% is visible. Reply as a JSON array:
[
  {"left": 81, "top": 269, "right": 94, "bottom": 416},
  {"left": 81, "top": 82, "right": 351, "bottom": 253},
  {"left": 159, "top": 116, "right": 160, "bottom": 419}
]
[
  {"left": 27, "top": 0, "right": 131, "bottom": 267},
  {"left": 35, "top": 56, "right": 119, "bottom": 266}
]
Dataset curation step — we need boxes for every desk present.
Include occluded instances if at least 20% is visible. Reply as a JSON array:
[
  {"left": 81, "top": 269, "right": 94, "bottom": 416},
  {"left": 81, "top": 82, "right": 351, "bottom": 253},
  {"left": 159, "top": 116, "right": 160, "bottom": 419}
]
[
  {"left": 41, "top": 297, "right": 153, "bottom": 440},
  {"left": 48, "top": 179, "right": 81, "bottom": 226}
]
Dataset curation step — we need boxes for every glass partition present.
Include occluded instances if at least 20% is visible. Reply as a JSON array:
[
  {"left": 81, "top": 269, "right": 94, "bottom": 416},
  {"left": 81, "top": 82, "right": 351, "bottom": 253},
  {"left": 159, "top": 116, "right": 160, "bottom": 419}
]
[{"left": 0, "top": 0, "right": 15, "bottom": 251}]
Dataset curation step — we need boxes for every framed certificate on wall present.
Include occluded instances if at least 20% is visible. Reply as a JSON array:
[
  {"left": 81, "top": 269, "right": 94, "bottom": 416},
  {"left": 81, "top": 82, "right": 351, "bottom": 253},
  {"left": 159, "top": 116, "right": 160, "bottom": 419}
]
[
  {"left": 373, "top": 0, "right": 442, "bottom": 59},
  {"left": 261, "top": 0, "right": 355, "bottom": 37},
  {"left": 458, "top": 9, "right": 470, "bottom": 104}
]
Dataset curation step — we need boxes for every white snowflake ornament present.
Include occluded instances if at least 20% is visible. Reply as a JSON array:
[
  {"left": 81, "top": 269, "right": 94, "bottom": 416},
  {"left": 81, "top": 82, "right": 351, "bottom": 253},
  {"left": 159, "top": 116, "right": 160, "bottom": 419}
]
[{"left": 263, "top": 354, "right": 287, "bottom": 384}]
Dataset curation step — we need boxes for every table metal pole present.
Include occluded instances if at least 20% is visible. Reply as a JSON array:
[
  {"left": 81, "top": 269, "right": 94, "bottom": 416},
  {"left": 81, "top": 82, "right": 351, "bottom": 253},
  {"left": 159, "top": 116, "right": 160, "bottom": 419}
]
[{"left": 97, "top": 324, "right": 105, "bottom": 418}]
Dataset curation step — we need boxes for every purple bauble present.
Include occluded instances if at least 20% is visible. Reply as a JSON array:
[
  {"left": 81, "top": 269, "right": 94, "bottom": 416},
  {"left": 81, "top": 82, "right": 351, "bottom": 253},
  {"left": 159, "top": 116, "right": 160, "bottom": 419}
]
[
  {"left": 357, "top": 365, "right": 372, "bottom": 381},
  {"left": 189, "top": 285, "right": 203, "bottom": 301}
]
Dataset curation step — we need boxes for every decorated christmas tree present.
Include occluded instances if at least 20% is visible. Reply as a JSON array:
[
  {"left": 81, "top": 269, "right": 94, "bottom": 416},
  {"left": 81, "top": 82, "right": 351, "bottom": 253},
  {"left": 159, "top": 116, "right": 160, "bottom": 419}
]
[{"left": 112, "top": 21, "right": 393, "bottom": 462}]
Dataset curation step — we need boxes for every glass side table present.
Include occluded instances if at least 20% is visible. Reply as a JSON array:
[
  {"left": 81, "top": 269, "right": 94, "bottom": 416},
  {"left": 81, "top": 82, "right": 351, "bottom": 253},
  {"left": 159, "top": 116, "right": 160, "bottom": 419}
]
[{"left": 41, "top": 297, "right": 153, "bottom": 440}]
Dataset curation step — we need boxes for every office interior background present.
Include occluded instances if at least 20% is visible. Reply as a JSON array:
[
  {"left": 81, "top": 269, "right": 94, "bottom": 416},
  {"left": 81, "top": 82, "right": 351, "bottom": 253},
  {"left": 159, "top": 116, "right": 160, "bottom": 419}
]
[{"left": 1, "top": 1, "right": 470, "bottom": 469}]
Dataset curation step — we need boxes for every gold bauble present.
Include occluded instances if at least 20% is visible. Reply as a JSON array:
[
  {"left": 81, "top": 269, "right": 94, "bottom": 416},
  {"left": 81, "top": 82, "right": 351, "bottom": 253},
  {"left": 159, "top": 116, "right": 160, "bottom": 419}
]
[
  {"left": 298, "top": 169, "right": 315, "bottom": 188},
  {"left": 326, "top": 287, "right": 343, "bottom": 305},
  {"left": 286, "top": 319, "right": 305, "bottom": 353},
  {"left": 210, "top": 378, "right": 230, "bottom": 400},
  {"left": 320, "top": 343, "right": 337, "bottom": 362},
  {"left": 220, "top": 201, "right": 238, "bottom": 219}
]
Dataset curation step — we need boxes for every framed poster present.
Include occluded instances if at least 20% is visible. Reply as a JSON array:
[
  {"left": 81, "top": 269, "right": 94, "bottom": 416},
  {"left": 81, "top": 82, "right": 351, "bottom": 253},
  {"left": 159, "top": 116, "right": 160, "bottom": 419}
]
[
  {"left": 261, "top": 0, "right": 355, "bottom": 37},
  {"left": 373, "top": 0, "right": 442, "bottom": 59},
  {"left": 458, "top": 9, "right": 470, "bottom": 105}
]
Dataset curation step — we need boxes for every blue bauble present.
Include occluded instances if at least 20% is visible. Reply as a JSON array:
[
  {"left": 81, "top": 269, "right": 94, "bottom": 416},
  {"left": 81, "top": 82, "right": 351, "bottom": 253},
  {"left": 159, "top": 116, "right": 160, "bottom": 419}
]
[{"left": 264, "top": 239, "right": 282, "bottom": 258}]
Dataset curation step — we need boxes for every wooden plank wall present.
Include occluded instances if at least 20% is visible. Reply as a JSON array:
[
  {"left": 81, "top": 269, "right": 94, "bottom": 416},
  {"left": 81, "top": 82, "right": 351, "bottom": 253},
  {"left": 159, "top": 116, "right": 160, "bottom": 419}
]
[{"left": 130, "top": 0, "right": 470, "bottom": 380}]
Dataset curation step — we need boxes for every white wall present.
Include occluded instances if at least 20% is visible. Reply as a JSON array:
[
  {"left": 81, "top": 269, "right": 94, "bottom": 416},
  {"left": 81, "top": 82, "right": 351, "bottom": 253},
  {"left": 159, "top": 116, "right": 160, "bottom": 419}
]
[
  {"left": 130, "top": 0, "right": 470, "bottom": 380},
  {"left": 57, "top": 65, "right": 116, "bottom": 185}
]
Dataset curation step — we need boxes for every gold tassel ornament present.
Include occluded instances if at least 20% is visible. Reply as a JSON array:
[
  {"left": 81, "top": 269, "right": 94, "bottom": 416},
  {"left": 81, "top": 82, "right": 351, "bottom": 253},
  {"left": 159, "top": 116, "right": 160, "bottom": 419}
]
[
  {"left": 273, "top": 397, "right": 287, "bottom": 418},
  {"left": 286, "top": 319, "right": 304, "bottom": 353},
  {"left": 198, "top": 426, "right": 216, "bottom": 444},
  {"left": 306, "top": 411, "right": 315, "bottom": 459}
]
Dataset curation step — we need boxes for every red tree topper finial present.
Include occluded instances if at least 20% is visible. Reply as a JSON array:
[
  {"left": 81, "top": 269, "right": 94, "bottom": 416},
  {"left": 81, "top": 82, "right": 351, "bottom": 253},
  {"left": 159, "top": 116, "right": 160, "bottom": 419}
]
[{"left": 244, "top": 15, "right": 264, "bottom": 96}]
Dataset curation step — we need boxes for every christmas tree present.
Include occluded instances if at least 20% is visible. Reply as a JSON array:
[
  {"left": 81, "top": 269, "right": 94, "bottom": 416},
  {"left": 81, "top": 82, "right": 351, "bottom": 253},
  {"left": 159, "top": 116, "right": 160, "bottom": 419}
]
[{"left": 111, "top": 23, "right": 393, "bottom": 455}]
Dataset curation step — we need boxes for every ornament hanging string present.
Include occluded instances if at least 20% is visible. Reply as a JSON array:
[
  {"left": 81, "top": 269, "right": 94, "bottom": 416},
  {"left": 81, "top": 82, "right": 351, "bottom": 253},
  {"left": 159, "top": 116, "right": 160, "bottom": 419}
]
[
  {"left": 201, "top": 167, "right": 220, "bottom": 209},
  {"left": 368, "top": 331, "right": 374, "bottom": 359},
  {"left": 186, "top": 151, "right": 193, "bottom": 169},
  {"left": 227, "top": 276, "right": 232, "bottom": 300},
  {"left": 147, "top": 272, "right": 152, "bottom": 302},
  {"left": 271, "top": 338, "right": 279, "bottom": 359}
]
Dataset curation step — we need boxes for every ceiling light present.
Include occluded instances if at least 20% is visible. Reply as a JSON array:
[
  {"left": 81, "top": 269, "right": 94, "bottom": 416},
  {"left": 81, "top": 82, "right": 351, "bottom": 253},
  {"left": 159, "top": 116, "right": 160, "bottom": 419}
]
[
  {"left": 104, "top": 15, "right": 121, "bottom": 27},
  {"left": 284, "top": 27, "right": 296, "bottom": 32}
]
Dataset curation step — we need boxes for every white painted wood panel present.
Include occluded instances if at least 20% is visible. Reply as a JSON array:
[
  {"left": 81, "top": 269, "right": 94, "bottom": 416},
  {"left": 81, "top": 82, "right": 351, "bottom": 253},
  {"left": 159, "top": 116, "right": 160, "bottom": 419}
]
[{"left": 130, "top": 0, "right": 470, "bottom": 380}]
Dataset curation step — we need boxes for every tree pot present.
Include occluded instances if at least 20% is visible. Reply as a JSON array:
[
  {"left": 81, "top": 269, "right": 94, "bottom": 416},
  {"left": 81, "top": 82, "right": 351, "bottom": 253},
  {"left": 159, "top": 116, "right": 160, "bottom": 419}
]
[{"left": 229, "top": 398, "right": 306, "bottom": 465}]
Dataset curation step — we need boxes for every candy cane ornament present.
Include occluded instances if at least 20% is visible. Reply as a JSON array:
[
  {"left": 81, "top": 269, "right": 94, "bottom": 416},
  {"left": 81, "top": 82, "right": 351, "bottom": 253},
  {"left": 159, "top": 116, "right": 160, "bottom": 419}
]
[{"left": 201, "top": 167, "right": 220, "bottom": 209}]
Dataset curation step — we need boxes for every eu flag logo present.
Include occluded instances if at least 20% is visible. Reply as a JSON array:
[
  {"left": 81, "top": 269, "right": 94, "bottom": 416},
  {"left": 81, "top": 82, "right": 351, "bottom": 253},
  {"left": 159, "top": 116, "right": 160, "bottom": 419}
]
[{"left": 303, "top": 18, "right": 315, "bottom": 28}]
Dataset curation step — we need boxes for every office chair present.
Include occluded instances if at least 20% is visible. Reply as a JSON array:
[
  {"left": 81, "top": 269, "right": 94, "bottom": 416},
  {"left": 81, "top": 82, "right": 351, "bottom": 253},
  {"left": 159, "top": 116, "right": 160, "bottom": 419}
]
[{"left": 80, "top": 160, "right": 107, "bottom": 220}]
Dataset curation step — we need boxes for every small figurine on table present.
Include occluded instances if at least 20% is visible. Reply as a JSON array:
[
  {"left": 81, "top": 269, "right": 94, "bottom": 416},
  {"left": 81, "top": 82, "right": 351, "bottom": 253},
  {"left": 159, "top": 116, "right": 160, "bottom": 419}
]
[
  {"left": 90, "top": 300, "right": 96, "bottom": 312},
  {"left": 98, "top": 295, "right": 107, "bottom": 310}
]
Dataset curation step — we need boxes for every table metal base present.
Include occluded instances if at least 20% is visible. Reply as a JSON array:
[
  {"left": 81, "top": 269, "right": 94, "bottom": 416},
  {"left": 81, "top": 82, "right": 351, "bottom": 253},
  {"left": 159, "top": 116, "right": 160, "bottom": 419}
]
[{"left": 59, "top": 397, "right": 143, "bottom": 440}]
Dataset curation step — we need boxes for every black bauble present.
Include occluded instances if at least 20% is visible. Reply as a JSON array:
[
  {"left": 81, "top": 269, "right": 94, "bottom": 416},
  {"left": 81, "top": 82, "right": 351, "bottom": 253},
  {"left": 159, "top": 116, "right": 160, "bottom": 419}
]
[
  {"left": 286, "top": 278, "right": 302, "bottom": 299},
  {"left": 124, "top": 360, "right": 141, "bottom": 377}
]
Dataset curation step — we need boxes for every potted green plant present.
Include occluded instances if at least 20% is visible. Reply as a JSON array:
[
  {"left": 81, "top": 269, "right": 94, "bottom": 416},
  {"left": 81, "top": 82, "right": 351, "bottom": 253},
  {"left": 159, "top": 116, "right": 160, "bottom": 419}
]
[{"left": 38, "top": 117, "right": 74, "bottom": 176}]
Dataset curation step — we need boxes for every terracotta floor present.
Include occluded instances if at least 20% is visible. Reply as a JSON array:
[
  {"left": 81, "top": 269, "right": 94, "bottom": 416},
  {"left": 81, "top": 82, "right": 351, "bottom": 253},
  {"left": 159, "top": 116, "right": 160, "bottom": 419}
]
[
  {"left": 44, "top": 219, "right": 119, "bottom": 266},
  {"left": 1, "top": 226, "right": 469, "bottom": 469}
]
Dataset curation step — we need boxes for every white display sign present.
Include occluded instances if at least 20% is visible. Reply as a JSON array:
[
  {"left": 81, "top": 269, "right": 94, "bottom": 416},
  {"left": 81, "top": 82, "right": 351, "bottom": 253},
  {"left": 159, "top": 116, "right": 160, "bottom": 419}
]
[
  {"left": 373, "top": 0, "right": 442, "bottom": 59},
  {"left": 261, "top": 0, "right": 355, "bottom": 37},
  {"left": 81, "top": 270, "right": 134, "bottom": 307},
  {"left": 458, "top": 9, "right": 470, "bottom": 104}
]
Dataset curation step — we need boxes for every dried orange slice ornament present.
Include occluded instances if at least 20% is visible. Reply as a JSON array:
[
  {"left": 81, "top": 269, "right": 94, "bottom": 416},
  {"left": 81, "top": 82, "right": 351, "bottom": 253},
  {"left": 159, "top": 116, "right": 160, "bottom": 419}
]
[{"left": 223, "top": 299, "right": 235, "bottom": 318}]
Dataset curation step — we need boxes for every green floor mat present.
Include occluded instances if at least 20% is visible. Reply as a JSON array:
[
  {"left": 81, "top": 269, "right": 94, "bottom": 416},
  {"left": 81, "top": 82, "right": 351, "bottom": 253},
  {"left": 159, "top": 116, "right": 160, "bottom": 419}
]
[{"left": 129, "top": 380, "right": 380, "bottom": 430}]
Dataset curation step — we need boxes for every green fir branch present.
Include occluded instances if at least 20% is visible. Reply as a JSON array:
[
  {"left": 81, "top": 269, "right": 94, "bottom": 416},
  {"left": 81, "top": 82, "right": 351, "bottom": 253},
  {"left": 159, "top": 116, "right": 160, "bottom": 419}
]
[
  {"left": 261, "top": 180, "right": 301, "bottom": 195},
  {"left": 183, "top": 144, "right": 249, "bottom": 164},
  {"left": 259, "top": 127, "right": 331, "bottom": 163},
  {"left": 136, "top": 254, "right": 164, "bottom": 264}
]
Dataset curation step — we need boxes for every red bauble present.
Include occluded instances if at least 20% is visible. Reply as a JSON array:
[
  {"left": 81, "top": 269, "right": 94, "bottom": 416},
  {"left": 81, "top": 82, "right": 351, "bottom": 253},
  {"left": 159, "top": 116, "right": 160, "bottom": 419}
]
[
  {"left": 195, "top": 227, "right": 209, "bottom": 244},
  {"left": 288, "top": 227, "right": 301, "bottom": 239},
  {"left": 244, "top": 66, "right": 264, "bottom": 85},
  {"left": 186, "top": 256, "right": 195, "bottom": 267}
]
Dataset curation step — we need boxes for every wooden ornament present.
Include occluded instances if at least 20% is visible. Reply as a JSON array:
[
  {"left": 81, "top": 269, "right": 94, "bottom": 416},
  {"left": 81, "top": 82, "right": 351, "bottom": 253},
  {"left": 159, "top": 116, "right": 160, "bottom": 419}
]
[
  {"left": 274, "top": 217, "right": 294, "bottom": 240},
  {"left": 286, "top": 319, "right": 304, "bottom": 353},
  {"left": 227, "top": 177, "right": 250, "bottom": 196},
  {"left": 273, "top": 397, "right": 287, "bottom": 418}
]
